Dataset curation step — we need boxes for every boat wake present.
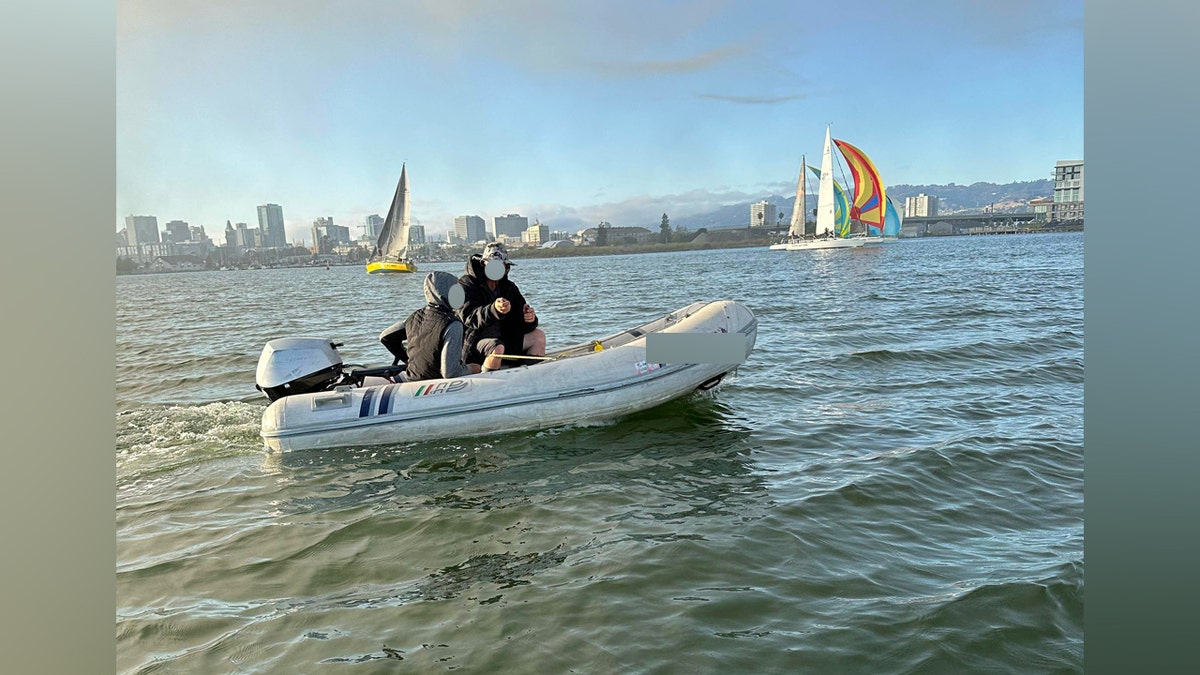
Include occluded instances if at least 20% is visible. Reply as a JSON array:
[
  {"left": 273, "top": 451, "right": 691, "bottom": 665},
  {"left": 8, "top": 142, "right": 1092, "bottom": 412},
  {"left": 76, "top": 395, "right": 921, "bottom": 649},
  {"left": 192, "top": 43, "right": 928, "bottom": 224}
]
[{"left": 116, "top": 401, "right": 264, "bottom": 484}]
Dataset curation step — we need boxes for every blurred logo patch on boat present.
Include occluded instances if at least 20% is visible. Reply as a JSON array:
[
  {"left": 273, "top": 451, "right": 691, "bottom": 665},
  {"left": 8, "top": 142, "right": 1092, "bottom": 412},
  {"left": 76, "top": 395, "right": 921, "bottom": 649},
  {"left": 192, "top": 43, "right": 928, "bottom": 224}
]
[
  {"left": 645, "top": 331, "right": 747, "bottom": 364},
  {"left": 413, "top": 380, "right": 469, "bottom": 397},
  {"left": 635, "top": 361, "right": 662, "bottom": 375}
]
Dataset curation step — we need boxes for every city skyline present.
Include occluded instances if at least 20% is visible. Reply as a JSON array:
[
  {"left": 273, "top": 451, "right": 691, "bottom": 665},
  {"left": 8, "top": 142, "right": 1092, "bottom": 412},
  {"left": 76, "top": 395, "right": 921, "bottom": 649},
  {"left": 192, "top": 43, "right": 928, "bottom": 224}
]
[{"left": 117, "top": 0, "right": 1083, "bottom": 246}]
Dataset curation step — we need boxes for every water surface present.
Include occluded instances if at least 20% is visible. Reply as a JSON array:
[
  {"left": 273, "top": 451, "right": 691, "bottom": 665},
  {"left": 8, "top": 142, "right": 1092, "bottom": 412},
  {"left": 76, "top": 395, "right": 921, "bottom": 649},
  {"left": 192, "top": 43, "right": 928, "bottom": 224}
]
[{"left": 117, "top": 234, "right": 1084, "bottom": 673}]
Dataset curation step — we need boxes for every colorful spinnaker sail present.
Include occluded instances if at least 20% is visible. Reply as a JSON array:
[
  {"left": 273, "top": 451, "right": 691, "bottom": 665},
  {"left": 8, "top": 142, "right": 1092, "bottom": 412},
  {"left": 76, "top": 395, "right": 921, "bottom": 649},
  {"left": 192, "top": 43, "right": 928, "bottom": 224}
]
[
  {"left": 833, "top": 138, "right": 887, "bottom": 230},
  {"left": 882, "top": 196, "right": 902, "bottom": 237}
]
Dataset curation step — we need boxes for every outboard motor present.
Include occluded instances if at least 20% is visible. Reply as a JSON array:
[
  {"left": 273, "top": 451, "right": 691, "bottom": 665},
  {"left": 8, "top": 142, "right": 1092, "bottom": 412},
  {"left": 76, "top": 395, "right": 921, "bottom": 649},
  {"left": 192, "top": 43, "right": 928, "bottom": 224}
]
[{"left": 255, "top": 338, "right": 347, "bottom": 402}]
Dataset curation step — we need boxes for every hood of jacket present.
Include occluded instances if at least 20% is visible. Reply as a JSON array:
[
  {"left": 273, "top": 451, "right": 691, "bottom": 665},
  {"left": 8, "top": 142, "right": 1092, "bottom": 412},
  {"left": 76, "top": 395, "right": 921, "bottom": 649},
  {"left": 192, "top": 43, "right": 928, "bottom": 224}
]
[{"left": 423, "top": 271, "right": 461, "bottom": 315}]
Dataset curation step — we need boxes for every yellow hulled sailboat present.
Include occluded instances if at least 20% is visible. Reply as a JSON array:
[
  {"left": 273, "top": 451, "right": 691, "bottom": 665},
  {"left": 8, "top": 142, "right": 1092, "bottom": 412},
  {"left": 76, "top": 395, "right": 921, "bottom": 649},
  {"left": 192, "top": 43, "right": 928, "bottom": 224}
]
[{"left": 366, "top": 164, "right": 417, "bottom": 274}]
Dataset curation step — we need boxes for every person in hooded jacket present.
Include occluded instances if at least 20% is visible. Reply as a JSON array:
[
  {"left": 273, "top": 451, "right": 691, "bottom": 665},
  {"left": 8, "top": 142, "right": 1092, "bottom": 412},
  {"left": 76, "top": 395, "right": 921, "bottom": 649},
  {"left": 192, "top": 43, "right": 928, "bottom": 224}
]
[
  {"left": 379, "top": 271, "right": 480, "bottom": 381},
  {"left": 458, "top": 241, "right": 546, "bottom": 371}
]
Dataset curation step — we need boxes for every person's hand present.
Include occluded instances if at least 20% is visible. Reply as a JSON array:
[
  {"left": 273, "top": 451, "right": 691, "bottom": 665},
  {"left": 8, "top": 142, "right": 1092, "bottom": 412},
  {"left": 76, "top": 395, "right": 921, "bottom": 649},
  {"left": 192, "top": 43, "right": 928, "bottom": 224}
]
[
  {"left": 523, "top": 304, "right": 536, "bottom": 322},
  {"left": 494, "top": 298, "right": 511, "bottom": 314}
]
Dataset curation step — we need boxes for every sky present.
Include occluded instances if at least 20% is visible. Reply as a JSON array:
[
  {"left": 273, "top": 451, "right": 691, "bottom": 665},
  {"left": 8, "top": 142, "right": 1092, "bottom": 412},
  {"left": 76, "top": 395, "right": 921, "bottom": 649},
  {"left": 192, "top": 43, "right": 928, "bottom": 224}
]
[{"left": 116, "top": 0, "right": 1083, "bottom": 245}]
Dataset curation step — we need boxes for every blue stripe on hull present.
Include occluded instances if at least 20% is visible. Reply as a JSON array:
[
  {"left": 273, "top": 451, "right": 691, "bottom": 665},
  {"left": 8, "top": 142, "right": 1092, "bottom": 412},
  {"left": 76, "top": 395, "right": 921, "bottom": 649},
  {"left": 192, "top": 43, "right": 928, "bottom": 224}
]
[
  {"left": 359, "top": 389, "right": 375, "bottom": 417},
  {"left": 378, "top": 385, "right": 395, "bottom": 416}
]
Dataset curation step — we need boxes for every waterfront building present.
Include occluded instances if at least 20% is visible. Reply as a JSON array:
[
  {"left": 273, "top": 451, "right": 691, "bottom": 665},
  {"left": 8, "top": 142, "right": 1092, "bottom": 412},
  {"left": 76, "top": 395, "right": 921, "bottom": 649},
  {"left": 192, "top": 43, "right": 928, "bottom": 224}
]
[
  {"left": 125, "top": 215, "right": 160, "bottom": 246},
  {"left": 750, "top": 200, "right": 776, "bottom": 228},
  {"left": 1029, "top": 197, "right": 1054, "bottom": 222},
  {"left": 116, "top": 241, "right": 190, "bottom": 265},
  {"left": 579, "top": 224, "right": 656, "bottom": 244},
  {"left": 257, "top": 203, "right": 286, "bottom": 249},
  {"left": 522, "top": 221, "right": 549, "bottom": 246},
  {"left": 149, "top": 255, "right": 205, "bottom": 272},
  {"left": 454, "top": 215, "right": 488, "bottom": 244},
  {"left": 905, "top": 193, "right": 939, "bottom": 218},
  {"left": 493, "top": 213, "right": 529, "bottom": 239},
  {"left": 1051, "top": 160, "right": 1084, "bottom": 222}
]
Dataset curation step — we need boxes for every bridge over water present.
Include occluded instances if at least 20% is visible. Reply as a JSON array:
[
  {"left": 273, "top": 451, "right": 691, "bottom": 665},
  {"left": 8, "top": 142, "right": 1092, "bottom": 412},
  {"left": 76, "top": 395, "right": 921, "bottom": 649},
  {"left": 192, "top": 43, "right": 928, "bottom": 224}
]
[{"left": 903, "top": 213, "right": 1042, "bottom": 235}]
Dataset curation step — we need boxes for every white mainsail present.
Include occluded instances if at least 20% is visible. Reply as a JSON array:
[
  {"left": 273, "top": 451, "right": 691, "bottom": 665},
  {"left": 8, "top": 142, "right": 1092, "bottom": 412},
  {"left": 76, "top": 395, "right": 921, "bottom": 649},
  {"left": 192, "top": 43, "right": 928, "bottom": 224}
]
[
  {"left": 788, "top": 155, "right": 806, "bottom": 238},
  {"left": 815, "top": 126, "right": 836, "bottom": 237}
]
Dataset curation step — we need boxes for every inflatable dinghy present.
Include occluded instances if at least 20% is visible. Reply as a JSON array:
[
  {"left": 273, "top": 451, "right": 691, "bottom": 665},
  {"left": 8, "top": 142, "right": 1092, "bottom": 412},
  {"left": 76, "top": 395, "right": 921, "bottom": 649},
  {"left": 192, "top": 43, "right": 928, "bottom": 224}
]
[{"left": 256, "top": 300, "right": 756, "bottom": 452}]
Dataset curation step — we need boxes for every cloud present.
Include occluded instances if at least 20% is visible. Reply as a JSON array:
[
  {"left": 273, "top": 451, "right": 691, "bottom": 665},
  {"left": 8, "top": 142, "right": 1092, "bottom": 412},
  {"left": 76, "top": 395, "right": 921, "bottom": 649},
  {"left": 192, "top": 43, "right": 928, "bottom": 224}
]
[
  {"left": 579, "top": 41, "right": 753, "bottom": 78},
  {"left": 694, "top": 92, "right": 810, "bottom": 105}
]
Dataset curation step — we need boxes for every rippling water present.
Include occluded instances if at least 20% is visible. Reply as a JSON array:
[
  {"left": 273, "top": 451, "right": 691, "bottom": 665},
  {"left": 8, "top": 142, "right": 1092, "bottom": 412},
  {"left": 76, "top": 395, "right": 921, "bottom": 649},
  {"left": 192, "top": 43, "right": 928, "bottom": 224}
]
[{"left": 116, "top": 233, "right": 1083, "bottom": 673}]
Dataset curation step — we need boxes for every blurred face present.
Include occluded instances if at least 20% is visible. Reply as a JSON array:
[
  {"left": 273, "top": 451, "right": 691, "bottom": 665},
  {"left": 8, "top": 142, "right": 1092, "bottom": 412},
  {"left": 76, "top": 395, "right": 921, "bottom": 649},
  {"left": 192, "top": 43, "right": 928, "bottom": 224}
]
[
  {"left": 484, "top": 258, "right": 507, "bottom": 281},
  {"left": 447, "top": 283, "right": 465, "bottom": 309}
]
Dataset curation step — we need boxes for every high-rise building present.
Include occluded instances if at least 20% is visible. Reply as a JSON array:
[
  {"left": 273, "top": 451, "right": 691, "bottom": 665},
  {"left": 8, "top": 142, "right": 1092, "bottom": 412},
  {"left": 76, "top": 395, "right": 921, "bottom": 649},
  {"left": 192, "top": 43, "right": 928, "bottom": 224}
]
[
  {"left": 1051, "top": 160, "right": 1084, "bottom": 222},
  {"left": 164, "top": 220, "right": 191, "bottom": 243},
  {"left": 455, "top": 215, "right": 488, "bottom": 243},
  {"left": 311, "top": 217, "right": 351, "bottom": 254},
  {"left": 365, "top": 214, "right": 384, "bottom": 240},
  {"left": 190, "top": 225, "right": 210, "bottom": 245},
  {"left": 125, "top": 215, "right": 160, "bottom": 246},
  {"left": 904, "top": 193, "right": 939, "bottom": 218},
  {"left": 750, "top": 201, "right": 776, "bottom": 228},
  {"left": 408, "top": 224, "right": 426, "bottom": 245},
  {"left": 492, "top": 214, "right": 528, "bottom": 239},
  {"left": 257, "top": 203, "right": 286, "bottom": 249},
  {"left": 235, "top": 222, "right": 254, "bottom": 249}
]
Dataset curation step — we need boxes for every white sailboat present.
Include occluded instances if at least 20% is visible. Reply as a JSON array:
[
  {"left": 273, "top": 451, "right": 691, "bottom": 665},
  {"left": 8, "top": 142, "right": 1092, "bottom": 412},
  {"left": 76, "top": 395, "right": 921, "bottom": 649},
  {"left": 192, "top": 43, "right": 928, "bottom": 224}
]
[
  {"left": 771, "top": 126, "right": 865, "bottom": 251},
  {"left": 366, "top": 164, "right": 418, "bottom": 274},
  {"left": 768, "top": 155, "right": 808, "bottom": 250}
]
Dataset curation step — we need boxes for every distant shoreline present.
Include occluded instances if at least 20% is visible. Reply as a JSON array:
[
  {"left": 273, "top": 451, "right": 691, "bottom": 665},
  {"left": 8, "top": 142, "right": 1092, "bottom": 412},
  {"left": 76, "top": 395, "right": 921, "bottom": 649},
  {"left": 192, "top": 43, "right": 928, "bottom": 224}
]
[{"left": 116, "top": 226, "right": 1081, "bottom": 275}]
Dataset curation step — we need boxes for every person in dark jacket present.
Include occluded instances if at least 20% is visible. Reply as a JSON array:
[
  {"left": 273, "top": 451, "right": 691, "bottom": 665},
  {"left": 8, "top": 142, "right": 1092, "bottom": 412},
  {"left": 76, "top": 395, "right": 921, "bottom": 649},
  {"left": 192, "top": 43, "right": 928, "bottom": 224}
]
[
  {"left": 458, "top": 241, "right": 546, "bottom": 371},
  {"left": 379, "top": 271, "right": 480, "bottom": 381}
]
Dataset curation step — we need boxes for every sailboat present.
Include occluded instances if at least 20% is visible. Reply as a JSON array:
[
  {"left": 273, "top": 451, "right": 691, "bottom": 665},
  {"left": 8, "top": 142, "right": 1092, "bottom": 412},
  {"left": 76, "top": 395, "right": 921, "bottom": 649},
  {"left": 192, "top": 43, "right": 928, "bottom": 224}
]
[
  {"left": 863, "top": 196, "right": 903, "bottom": 246},
  {"left": 770, "top": 126, "right": 866, "bottom": 251},
  {"left": 807, "top": 164, "right": 853, "bottom": 236},
  {"left": 768, "top": 155, "right": 808, "bottom": 250},
  {"left": 366, "top": 164, "right": 418, "bottom": 274}
]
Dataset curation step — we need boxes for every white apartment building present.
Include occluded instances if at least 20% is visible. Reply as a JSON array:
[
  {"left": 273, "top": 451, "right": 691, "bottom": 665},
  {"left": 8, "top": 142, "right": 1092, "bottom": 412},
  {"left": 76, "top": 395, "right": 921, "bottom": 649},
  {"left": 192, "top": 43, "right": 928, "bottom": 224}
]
[
  {"left": 750, "top": 200, "right": 777, "bottom": 228},
  {"left": 904, "top": 193, "right": 939, "bottom": 218}
]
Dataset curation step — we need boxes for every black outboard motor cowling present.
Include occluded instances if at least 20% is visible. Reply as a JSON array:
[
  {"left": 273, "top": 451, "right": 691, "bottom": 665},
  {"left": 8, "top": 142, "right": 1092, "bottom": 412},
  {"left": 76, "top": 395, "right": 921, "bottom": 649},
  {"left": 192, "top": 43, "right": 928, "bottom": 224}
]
[{"left": 255, "top": 338, "right": 347, "bottom": 402}]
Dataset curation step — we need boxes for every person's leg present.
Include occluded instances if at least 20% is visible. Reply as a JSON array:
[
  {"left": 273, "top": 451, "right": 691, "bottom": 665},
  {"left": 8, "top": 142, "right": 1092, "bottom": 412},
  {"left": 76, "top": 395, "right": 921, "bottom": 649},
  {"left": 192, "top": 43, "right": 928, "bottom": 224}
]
[
  {"left": 523, "top": 328, "right": 546, "bottom": 357},
  {"left": 477, "top": 338, "right": 505, "bottom": 372},
  {"left": 482, "top": 344, "right": 504, "bottom": 371}
]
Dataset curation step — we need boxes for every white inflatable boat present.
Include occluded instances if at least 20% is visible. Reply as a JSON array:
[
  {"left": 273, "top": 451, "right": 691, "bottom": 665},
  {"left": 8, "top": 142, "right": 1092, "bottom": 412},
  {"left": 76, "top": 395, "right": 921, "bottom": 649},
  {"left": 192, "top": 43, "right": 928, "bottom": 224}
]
[{"left": 256, "top": 300, "right": 757, "bottom": 452}]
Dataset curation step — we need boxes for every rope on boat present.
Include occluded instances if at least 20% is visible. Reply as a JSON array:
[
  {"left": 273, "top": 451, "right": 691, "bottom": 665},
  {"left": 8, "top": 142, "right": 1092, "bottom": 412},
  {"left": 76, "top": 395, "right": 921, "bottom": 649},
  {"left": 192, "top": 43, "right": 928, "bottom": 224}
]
[{"left": 490, "top": 340, "right": 605, "bottom": 362}]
